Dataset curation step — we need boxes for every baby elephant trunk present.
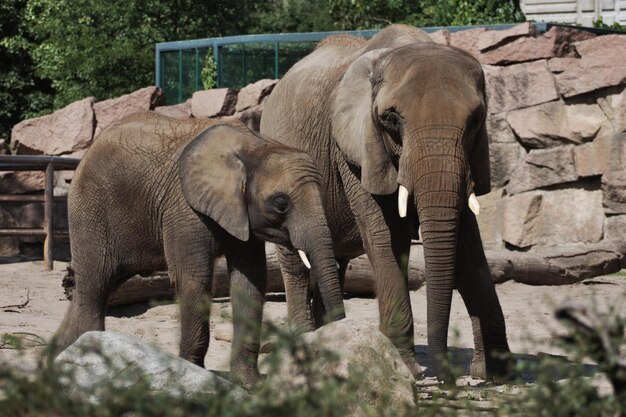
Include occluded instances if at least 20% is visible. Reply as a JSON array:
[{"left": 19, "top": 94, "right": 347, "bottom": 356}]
[{"left": 292, "top": 214, "right": 346, "bottom": 324}]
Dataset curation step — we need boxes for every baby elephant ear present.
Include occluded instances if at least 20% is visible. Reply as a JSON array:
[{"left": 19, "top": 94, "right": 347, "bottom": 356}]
[{"left": 179, "top": 124, "right": 251, "bottom": 241}]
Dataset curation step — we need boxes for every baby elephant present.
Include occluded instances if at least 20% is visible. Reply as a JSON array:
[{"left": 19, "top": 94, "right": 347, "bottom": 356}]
[{"left": 52, "top": 112, "right": 345, "bottom": 387}]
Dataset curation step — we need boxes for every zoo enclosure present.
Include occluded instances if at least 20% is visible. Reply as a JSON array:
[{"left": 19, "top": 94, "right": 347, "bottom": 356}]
[{"left": 156, "top": 23, "right": 555, "bottom": 105}]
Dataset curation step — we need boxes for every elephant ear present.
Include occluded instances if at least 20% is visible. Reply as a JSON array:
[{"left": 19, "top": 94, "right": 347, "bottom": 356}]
[
  {"left": 332, "top": 49, "right": 398, "bottom": 195},
  {"left": 470, "top": 120, "right": 491, "bottom": 196},
  {"left": 179, "top": 124, "right": 250, "bottom": 241}
]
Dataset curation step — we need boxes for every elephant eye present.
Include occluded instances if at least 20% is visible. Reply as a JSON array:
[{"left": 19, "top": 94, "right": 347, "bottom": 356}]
[
  {"left": 270, "top": 193, "right": 290, "bottom": 214},
  {"left": 381, "top": 108, "right": 403, "bottom": 132}
]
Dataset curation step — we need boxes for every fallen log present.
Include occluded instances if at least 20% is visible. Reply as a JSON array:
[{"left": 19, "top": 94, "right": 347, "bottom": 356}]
[{"left": 61, "top": 241, "right": 626, "bottom": 307}]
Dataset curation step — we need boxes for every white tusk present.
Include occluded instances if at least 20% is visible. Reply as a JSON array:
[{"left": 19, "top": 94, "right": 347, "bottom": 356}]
[
  {"left": 468, "top": 193, "right": 480, "bottom": 216},
  {"left": 398, "top": 185, "right": 409, "bottom": 218},
  {"left": 336, "top": 261, "right": 341, "bottom": 270},
  {"left": 298, "top": 250, "right": 311, "bottom": 269}
]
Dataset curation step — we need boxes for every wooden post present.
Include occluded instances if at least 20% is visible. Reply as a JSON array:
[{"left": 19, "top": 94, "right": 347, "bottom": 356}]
[{"left": 43, "top": 162, "right": 54, "bottom": 271}]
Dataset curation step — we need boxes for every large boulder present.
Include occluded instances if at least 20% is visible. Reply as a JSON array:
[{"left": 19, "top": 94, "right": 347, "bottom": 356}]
[
  {"left": 477, "top": 22, "right": 536, "bottom": 52},
  {"left": 449, "top": 27, "right": 488, "bottom": 59},
  {"left": 11, "top": 97, "right": 95, "bottom": 155},
  {"left": 506, "top": 146, "right": 578, "bottom": 195},
  {"left": 489, "top": 142, "right": 527, "bottom": 189},
  {"left": 574, "top": 129, "right": 614, "bottom": 178},
  {"left": 154, "top": 100, "right": 192, "bottom": 119},
  {"left": 597, "top": 85, "right": 626, "bottom": 134},
  {"left": 191, "top": 88, "right": 238, "bottom": 118},
  {"left": 552, "top": 35, "right": 626, "bottom": 98},
  {"left": 481, "top": 35, "right": 555, "bottom": 66},
  {"left": 501, "top": 188, "right": 604, "bottom": 248},
  {"left": 235, "top": 79, "right": 277, "bottom": 112},
  {"left": 271, "top": 318, "right": 416, "bottom": 411},
  {"left": 55, "top": 331, "right": 244, "bottom": 401},
  {"left": 428, "top": 29, "right": 450, "bottom": 45},
  {"left": 506, "top": 101, "right": 608, "bottom": 148},
  {"left": 606, "top": 215, "right": 626, "bottom": 242},
  {"left": 602, "top": 132, "right": 626, "bottom": 214},
  {"left": 483, "top": 60, "right": 559, "bottom": 114},
  {"left": 94, "top": 87, "right": 164, "bottom": 137}
]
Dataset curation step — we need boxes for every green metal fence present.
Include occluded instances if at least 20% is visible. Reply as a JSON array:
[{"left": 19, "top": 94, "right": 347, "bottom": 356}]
[{"left": 155, "top": 24, "right": 560, "bottom": 105}]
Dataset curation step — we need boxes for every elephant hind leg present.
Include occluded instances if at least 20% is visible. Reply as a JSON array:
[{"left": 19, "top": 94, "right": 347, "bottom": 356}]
[
  {"left": 52, "top": 261, "right": 116, "bottom": 357},
  {"left": 455, "top": 206, "right": 512, "bottom": 380}
]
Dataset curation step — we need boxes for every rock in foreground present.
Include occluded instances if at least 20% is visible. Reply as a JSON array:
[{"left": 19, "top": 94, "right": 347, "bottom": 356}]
[
  {"left": 271, "top": 318, "right": 416, "bottom": 411},
  {"left": 55, "top": 331, "right": 245, "bottom": 401}
]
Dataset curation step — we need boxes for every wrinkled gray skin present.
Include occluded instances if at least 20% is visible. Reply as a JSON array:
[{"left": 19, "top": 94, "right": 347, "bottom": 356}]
[
  {"left": 261, "top": 25, "right": 511, "bottom": 381},
  {"left": 52, "top": 112, "right": 345, "bottom": 388}
]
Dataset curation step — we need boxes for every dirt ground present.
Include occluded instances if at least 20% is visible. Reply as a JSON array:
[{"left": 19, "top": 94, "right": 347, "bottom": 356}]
[{"left": 1, "top": 259, "right": 625, "bottom": 391}]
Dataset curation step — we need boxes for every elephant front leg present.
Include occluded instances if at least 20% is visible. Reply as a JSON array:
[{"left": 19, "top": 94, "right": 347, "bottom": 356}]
[
  {"left": 177, "top": 276, "right": 212, "bottom": 368},
  {"left": 341, "top": 171, "right": 420, "bottom": 376},
  {"left": 455, "top": 206, "right": 512, "bottom": 381},
  {"left": 227, "top": 239, "right": 267, "bottom": 389},
  {"left": 275, "top": 244, "right": 315, "bottom": 332}
]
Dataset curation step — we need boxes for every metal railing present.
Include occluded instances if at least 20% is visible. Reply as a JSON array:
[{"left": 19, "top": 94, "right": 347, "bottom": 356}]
[{"left": 0, "top": 155, "right": 81, "bottom": 270}]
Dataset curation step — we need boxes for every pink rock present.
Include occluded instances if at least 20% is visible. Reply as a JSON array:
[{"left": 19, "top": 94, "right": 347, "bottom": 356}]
[
  {"left": 605, "top": 215, "right": 626, "bottom": 241},
  {"left": 597, "top": 85, "right": 626, "bottom": 134},
  {"left": 428, "top": 29, "right": 450, "bottom": 45},
  {"left": 506, "top": 146, "right": 578, "bottom": 195},
  {"left": 543, "top": 26, "right": 596, "bottom": 57},
  {"left": 483, "top": 60, "right": 559, "bottom": 114},
  {"left": 602, "top": 132, "right": 626, "bottom": 214},
  {"left": 235, "top": 79, "right": 277, "bottom": 112},
  {"left": 477, "top": 22, "right": 536, "bottom": 52},
  {"left": 489, "top": 142, "right": 526, "bottom": 189},
  {"left": 574, "top": 128, "right": 614, "bottom": 178},
  {"left": 552, "top": 34, "right": 626, "bottom": 98},
  {"left": 191, "top": 88, "right": 239, "bottom": 118},
  {"left": 506, "top": 101, "right": 608, "bottom": 148},
  {"left": 11, "top": 97, "right": 95, "bottom": 155},
  {"left": 94, "top": 87, "right": 164, "bottom": 136},
  {"left": 502, "top": 188, "right": 604, "bottom": 248},
  {"left": 154, "top": 100, "right": 192, "bottom": 119},
  {"left": 481, "top": 35, "right": 555, "bottom": 65},
  {"left": 449, "top": 27, "right": 488, "bottom": 58}
]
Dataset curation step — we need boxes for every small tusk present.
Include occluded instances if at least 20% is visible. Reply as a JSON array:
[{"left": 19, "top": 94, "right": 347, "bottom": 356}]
[
  {"left": 468, "top": 193, "right": 480, "bottom": 216},
  {"left": 336, "top": 261, "right": 341, "bottom": 270},
  {"left": 398, "top": 185, "right": 409, "bottom": 218},
  {"left": 298, "top": 250, "right": 311, "bottom": 269}
]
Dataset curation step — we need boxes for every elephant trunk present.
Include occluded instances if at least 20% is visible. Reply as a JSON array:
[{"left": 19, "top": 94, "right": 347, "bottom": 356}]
[
  {"left": 291, "top": 214, "right": 346, "bottom": 323},
  {"left": 399, "top": 127, "right": 467, "bottom": 381}
]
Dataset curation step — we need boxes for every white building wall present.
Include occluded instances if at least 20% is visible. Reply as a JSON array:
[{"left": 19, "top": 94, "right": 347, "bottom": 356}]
[{"left": 520, "top": 0, "right": 626, "bottom": 26}]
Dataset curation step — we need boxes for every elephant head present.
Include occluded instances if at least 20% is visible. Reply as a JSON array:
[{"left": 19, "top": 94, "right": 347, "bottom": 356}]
[
  {"left": 179, "top": 124, "right": 345, "bottom": 322},
  {"left": 332, "top": 43, "right": 490, "bottom": 378}
]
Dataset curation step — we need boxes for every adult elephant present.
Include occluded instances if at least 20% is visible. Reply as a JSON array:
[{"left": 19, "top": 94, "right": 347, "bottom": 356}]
[
  {"left": 52, "top": 112, "right": 345, "bottom": 388},
  {"left": 261, "top": 25, "right": 511, "bottom": 381}
]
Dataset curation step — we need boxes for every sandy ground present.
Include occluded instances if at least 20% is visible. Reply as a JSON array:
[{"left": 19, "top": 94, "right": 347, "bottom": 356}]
[{"left": 1, "top": 259, "right": 625, "bottom": 389}]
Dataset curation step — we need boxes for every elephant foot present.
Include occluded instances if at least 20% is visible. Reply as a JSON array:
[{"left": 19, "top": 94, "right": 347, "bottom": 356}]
[
  {"left": 469, "top": 354, "right": 515, "bottom": 382},
  {"left": 231, "top": 362, "right": 262, "bottom": 390},
  {"left": 469, "top": 357, "right": 487, "bottom": 380},
  {"left": 399, "top": 349, "right": 423, "bottom": 379}
]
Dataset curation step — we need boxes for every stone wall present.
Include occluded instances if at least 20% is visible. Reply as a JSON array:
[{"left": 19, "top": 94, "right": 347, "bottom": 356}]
[
  {"left": 2, "top": 23, "right": 625, "bottom": 259},
  {"left": 429, "top": 23, "right": 626, "bottom": 251}
]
